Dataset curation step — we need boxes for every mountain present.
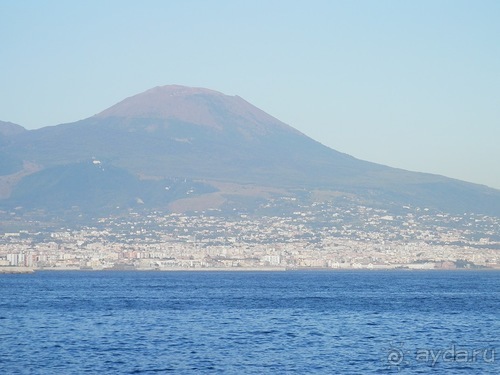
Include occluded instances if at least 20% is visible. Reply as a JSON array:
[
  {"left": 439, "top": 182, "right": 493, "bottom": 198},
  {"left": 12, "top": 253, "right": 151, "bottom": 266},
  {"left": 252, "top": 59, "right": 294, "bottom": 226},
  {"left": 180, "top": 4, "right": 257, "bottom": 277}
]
[
  {"left": 1, "top": 85, "right": 500, "bottom": 216},
  {"left": 5, "top": 86, "right": 368, "bottom": 185}
]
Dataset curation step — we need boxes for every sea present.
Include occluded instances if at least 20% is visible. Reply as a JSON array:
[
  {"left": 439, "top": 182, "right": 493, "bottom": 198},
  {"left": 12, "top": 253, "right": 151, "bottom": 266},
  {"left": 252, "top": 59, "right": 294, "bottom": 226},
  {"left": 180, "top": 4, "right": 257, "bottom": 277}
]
[{"left": 0, "top": 270, "right": 498, "bottom": 374}]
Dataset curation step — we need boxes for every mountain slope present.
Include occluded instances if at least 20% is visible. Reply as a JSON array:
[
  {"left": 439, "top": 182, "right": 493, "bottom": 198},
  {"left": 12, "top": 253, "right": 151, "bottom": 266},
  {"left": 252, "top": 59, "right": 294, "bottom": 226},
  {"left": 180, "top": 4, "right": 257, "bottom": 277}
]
[
  {"left": 1, "top": 85, "right": 500, "bottom": 215},
  {"left": 0, "top": 121, "right": 26, "bottom": 137},
  {"left": 0, "top": 121, "right": 26, "bottom": 175},
  {"left": 8, "top": 160, "right": 216, "bottom": 212}
]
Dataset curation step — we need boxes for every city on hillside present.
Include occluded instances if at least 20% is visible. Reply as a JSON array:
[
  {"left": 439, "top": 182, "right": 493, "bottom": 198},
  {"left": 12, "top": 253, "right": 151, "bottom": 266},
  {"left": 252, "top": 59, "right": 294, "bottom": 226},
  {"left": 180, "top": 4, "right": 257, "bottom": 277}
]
[{"left": 1, "top": 196, "right": 499, "bottom": 272}]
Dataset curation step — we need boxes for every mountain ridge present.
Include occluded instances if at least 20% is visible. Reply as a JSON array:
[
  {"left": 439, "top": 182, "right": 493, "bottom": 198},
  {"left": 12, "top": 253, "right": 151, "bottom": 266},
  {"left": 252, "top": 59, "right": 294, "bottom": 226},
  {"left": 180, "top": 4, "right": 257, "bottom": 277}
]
[
  {"left": 0, "top": 121, "right": 26, "bottom": 136},
  {"left": 1, "top": 85, "right": 499, "bottom": 216}
]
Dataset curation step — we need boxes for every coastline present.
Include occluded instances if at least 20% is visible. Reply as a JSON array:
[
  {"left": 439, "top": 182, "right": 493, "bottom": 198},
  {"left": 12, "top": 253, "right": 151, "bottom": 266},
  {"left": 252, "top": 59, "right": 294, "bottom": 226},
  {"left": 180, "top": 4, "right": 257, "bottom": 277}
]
[
  {"left": 0, "top": 266, "right": 34, "bottom": 274},
  {"left": 2, "top": 266, "right": 498, "bottom": 274}
]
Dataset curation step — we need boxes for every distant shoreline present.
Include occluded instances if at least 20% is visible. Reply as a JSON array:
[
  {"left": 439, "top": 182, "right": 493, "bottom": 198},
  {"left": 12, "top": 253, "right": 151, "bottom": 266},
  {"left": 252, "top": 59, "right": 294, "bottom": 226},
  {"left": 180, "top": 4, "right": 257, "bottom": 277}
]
[
  {"left": 1, "top": 266, "right": 499, "bottom": 274},
  {"left": 0, "top": 266, "right": 35, "bottom": 274}
]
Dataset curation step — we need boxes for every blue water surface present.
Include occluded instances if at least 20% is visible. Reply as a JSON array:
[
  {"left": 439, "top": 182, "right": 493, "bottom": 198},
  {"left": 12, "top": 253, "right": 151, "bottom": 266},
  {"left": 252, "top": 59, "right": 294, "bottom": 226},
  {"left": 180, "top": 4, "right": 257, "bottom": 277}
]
[{"left": 0, "top": 270, "right": 498, "bottom": 374}]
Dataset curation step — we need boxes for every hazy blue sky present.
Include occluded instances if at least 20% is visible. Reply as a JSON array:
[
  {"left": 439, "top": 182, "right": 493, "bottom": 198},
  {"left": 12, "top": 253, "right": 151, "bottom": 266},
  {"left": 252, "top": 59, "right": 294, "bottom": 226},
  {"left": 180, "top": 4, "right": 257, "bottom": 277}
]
[{"left": 1, "top": 0, "right": 499, "bottom": 189}]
